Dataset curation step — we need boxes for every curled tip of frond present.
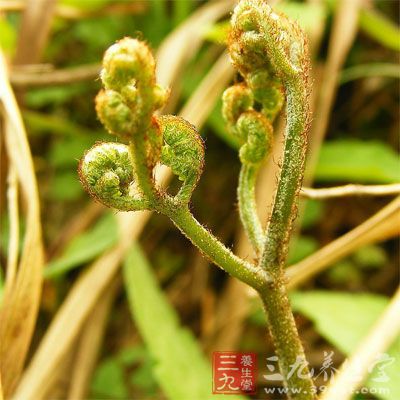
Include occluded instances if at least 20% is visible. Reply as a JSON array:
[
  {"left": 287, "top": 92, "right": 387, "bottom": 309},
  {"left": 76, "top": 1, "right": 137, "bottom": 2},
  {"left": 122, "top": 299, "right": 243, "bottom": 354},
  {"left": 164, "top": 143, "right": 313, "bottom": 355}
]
[
  {"left": 237, "top": 111, "right": 273, "bottom": 165},
  {"left": 101, "top": 37, "right": 156, "bottom": 91},
  {"left": 95, "top": 90, "right": 135, "bottom": 139},
  {"left": 230, "top": 0, "right": 310, "bottom": 81},
  {"left": 97, "top": 37, "right": 169, "bottom": 143},
  {"left": 79, "top": 142, "right": 149, "bottom": 211},
  {"left": 222, "top": 84, "right": 253, "bottom": 135},
  {"left": 221, "top": 84, "right": 273, "bottom": 166},
  {"left": 158, "top": 115, "right": 205, "bottom": 203}
]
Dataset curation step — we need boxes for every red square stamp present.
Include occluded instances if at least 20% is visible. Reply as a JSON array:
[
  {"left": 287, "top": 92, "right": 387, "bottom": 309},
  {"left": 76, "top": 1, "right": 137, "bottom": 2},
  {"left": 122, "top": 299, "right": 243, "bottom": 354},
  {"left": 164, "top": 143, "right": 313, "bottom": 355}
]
[{"left": 212, "top": 351, "right": 257, "bottom": 394}]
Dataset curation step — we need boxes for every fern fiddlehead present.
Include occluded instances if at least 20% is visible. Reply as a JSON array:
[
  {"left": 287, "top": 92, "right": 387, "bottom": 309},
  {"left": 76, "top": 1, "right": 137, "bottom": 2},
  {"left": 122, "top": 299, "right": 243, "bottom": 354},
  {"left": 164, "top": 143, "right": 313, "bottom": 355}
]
[
  {"left": 222, "top": 4, "right": 285, "bottom": 253},
  {"left": 79, "top": 1, "right": 314, "bottom": 397},
  {"left": 79, "top": 37, "right": 268, "bottom": 290},
  {"left": 227, "top": 1, "right": 314, "bottom": 399}
]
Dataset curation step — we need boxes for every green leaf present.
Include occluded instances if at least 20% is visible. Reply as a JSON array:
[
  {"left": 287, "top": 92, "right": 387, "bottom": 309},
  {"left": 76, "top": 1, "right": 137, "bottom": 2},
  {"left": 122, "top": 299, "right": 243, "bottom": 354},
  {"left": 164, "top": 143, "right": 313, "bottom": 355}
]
[
  {"left": 340, "top": 63, "right": 400, "bottom": 84},
  {"left": 44, "top": 212, "right": 118, "bottom": 278},
  {"left": 49, "top": 136, "right": 96, "bottom": 168},
  {"left": 276, "top": 2, "right": 327, "bottom": 34},
  {"left": 90, "top": 345, "right": 158, "bottom": 398},
  {"left": 315, "top": 140, "right": 400, "bottom": 183},
  {"left": 23, "top": 110, "right": 100, "bottom": 138},
  {"left": 25, "top": 85, "right": 91, "bottom": 108},
  {"left": 123, "top": 244, "right": 245, "bottom": 400},
  {"left": 359, "top": 9, "right": 400, "bottom": 52},
  {"left": 301, "top": 199, "right": 324, "bottom": 230},
  {"left": 172, "top": 0, "right": 194, "bottom": 27},
  {"left": 48, "top": 170, "right": 83, "bottom": 201},
  {"left": 291, "top": 291, "right": 400, "bottom": 400},
  {"left": 60, "top": 0, "right": 111, "bottom": 11},
  {"left": 287, "top": 236, "right": 318, "bottom": 265},
  {"left": 203, "top": 21, "right": 230, "bottom": 44},
  {"left": 91, "top": 359, "right": 128, "bottom": 399},
  {"left": 353, "top": 245, "right": 387, "bottom": 269},
  {"left": 0, "top": 18, "right": 16, "bottom": 54}
]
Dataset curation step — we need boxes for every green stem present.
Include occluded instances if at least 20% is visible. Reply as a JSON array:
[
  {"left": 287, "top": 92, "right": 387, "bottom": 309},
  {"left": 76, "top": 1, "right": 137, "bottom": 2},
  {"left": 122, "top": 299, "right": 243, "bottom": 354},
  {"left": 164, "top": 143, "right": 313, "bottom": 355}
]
[
  {"left": 260, "top": 79, "right": 309, "bottom": 275},
  {"left": 258, "top": 79, "right": 314, "bottom": 399},
  {"left": 238, "top": 163, "right": 264, "bottom": 253},
  {"left": 161, "top": 205, "right": 269, "bottom": 290},
  {"left": 128, "top": 140, "right": 157, "bottom": 203},
  {"left": 259, "top": 283, "right": 314, "bottom": 399}
]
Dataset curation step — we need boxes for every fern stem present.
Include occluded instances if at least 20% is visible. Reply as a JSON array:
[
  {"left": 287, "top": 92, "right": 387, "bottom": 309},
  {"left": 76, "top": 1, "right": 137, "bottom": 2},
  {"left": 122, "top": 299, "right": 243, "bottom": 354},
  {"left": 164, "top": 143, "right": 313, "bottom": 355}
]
[
  {"left": 238, "top": 163, "right": 264, "bottom": 253},
  {"left": 258, "top": 79, "right": 314, "bottom": 399},
  {"left": 163, "top": 205, "right": 269, "bottom": 291}
]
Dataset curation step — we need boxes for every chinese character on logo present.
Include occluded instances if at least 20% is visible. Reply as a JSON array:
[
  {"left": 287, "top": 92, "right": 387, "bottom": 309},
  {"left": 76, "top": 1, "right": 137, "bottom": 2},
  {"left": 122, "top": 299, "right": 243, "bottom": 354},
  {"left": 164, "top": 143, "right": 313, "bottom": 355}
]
[
  {"left": 264, "top": 355, "right": 313, "bottom": 382},
  {"left": 315, "top": 351, "right": 338, "bottom": 382},
  {"left": 213, "top": 352, "right": 257, "bottom": 394},
  {"left": 369, "top": 353, "right": 395, "bottom": 383}
]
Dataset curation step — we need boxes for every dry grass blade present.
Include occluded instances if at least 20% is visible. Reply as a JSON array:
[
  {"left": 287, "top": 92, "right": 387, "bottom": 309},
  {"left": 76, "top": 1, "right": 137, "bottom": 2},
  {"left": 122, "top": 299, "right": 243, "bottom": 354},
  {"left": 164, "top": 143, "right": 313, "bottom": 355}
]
[
  {"left": 67, "top": 278, "right": 120, "bottom": 400},
  {"left": 156, "top": 0, "right": 234, "bottom": 90},
  {"left": 305, "top": 0, "right": 362, "bottom": 181},
  {"left": 14, "top": 4, "right": 235, "bottom": 398},
  {"left": 0, "top": 0, "right": 146, "bottom": 20},
  {"left": 321, "top": 286, "right": 400, "bottom": 400},
  {"left": 14, "top": 212, "right": 150, "bottom": 400},
  {"left": 10, "top": 63, "right": 101, "bottom": 87},
  {"left": 0, "top": 51, "right": 44, "bottom": 396},
  {"left": 287, "top": 197, "right": 400, "bottom": 289},
  {"left": 301, "top": 183, "right": 400, "bottom": 199},
  {"left": 180, "top": 51, "right": 233, "bottom": 123},
  {"left": 5, "top": 166, "right": 19, "bottom": 289},
  {"left": 13, "top": 0, "right": 56, "bottom": 65}
]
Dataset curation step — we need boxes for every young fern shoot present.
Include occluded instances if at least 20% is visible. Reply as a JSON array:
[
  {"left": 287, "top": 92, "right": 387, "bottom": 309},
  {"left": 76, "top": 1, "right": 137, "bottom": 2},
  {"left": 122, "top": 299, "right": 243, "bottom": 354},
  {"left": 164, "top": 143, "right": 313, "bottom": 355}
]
[
  {"left": 226, "top": 1, "right": 314, "bottom": 398},
  {"left": 79, "top": 37, "right": 268, "bottom": 290},
  {"left": 78, "top": 1, "right": 314, "bottom": 398}
]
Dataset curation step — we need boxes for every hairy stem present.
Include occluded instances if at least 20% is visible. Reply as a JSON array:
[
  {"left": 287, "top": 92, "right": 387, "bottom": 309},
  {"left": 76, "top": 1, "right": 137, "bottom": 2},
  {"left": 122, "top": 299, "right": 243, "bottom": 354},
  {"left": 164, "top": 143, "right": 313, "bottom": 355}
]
[
  {"left": 259, "top": 283, "right": 314, "bottom": 400},
  {"left": 128, "top": 140, "right": 157, "bottom": 203},
  {"left": 260, "top": 79, "right": 309, "bottom": 274},
  {"left": 161, "top": 205, "right": 269, "bottom": 290},
  {"left": 238, "top": 163, "right": 264, "bottom": 253},
  {"left": 258, "top": 80, "right": 314, "bottom": 398}
]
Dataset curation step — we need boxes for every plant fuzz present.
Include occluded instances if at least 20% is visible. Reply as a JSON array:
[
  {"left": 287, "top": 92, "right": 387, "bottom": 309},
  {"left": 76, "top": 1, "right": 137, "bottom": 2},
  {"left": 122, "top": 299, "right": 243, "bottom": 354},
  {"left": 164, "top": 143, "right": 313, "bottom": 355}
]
[{"left": 79, "top": 1, "right": 314, "bottom": 398}]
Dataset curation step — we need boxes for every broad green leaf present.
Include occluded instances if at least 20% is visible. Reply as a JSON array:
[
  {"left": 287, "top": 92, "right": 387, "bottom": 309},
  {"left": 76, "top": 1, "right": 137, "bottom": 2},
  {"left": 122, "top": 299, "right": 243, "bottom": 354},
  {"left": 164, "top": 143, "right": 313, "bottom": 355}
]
[
  {"left": 172, "top": 0, "right": 194, "bottom": 27},
  {"left": 359, "top": 9, "right": 400, "bottom": 52},
  {"left": 340, "top": 63, "right": 400, "bottom": 84},
  {"left": 276, "top": 2, "right": 327, "bottom": 34},
  {"left": 301, "top": 199, "right": 325, "bottom": 230},
  {"left": 23, "top": 110, "right": 100, "bottom": 137},
  {"left": 123, "top": 244, "right": 245, "bottom": 400},
  {"left": 0, "top": 18, "right": 16, "bottom": 54},
  {"left": 48, "top": 170, "right": 83, "bottom": 201},
  {"left": 44, "top": 212, "right": 118, "bottom": 278},
  {"left": 25, "top": 85, "right": 90, "bottom": 108},
  {"left": 291, "top": 291, "right": 400, "bottom": 400},
  {"left": 203, "top": 21, "right": 230, "bottom": 44},
  {"left": 353, "top": 245, "right": 387, "bottom": 269},
  {"left": 91, "top": 359, "right": 128, "bottom": 399},
  {"left": 288, "top": 236, "right": 318, "bottom": 265},
  {"left": 315, "top": 140, "right": 400, "bottom": 183},
  {"left": 91, "top": 345, "right": 158, "bottom": 398},
  {"left": 49, "top": 136, "right": 96, "bottom": 168},
  {"left": 60, "top": 0, "right": 111, "bottom": 11}
]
